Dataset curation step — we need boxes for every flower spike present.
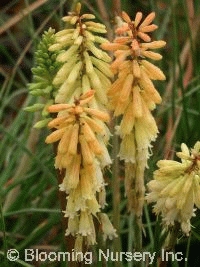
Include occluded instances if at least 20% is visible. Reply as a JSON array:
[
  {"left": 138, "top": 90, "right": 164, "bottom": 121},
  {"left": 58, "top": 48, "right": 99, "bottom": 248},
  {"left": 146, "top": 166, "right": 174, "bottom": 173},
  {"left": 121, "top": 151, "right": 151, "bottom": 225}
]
[
  {"left": 102, "top": 11, "right": 166, "bottom": 217},
  {"left": 34, "top": 2, "right": 117, "bottom": 251},
  {"left": 49, "top": 3, "right": 113, "bottom": 107},
  {"left": 146, "top": 142, "right": 200, "bottom": 236}
]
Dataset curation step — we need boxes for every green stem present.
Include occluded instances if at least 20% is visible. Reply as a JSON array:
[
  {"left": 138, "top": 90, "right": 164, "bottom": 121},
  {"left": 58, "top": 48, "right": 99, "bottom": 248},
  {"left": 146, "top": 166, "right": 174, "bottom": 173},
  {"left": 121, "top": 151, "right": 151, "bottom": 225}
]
[
  {"left": 158, "top": 222, "right": 180, "bottom": 267},
  {"left": 164, "top": 222, "right": 180, "bottom": 251},
  {"left": 125, "top": 160, "right": 145, "bottom": 267},
  {"left": 0, "top": 198, "right": 9, "bottom": 267},
  {"left": 133, "top": 215, "right": 143, "bottom": 267},
  {"left": 128, "top": 213, "right": 134, "bottom": 267},
  {"left": 111, "top": 118, "right": 122, "bottom": 267},
  {"left": 134, "top": 215, "right": 143, "bottom": 252}
]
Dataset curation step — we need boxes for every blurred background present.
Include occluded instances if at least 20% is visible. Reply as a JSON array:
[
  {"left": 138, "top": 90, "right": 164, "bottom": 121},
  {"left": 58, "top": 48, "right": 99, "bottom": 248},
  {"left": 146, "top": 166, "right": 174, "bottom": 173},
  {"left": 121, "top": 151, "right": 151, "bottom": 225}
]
[{"left": 0, "top": 0, "right": 200, "bottom": 266}]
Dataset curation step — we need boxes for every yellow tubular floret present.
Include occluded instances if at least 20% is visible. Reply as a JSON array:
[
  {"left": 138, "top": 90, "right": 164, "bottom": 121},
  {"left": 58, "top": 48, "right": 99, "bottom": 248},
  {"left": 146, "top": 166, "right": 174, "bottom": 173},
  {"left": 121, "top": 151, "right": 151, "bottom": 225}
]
[
  {"left": 58, "top": 124, "right": 74, "bottom": 154},
  {"left": 132, "top": 85, "right": 143, "bottom": 118},
  {"left": 83, "top": 107, "right": 110, "bottom": 122},
  {"left": 45, "top": 128, "right": 66, "bottom": 143},
  {"left": 141, "top": 60, "right": 166, "bottom": 80},
  {"left": 79, "top": 135, "right": 94, "bottom": 165},
  {"left": 68, "top": 123, "right": 79, "bottom": 155},
  {"left": 81, "top": 120, "right": 98, "bottom": 143}
]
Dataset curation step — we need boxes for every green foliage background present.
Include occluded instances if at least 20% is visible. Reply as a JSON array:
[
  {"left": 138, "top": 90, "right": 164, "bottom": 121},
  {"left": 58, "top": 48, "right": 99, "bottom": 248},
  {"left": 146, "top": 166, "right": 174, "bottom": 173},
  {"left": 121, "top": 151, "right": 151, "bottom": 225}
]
[{"left": 0, "top": 0, "right": 200, "bottom": 266}]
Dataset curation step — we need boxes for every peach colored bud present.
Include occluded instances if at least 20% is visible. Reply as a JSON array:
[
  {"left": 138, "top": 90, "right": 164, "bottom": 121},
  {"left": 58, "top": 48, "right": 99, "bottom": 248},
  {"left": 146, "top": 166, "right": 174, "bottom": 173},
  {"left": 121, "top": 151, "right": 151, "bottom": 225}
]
[
  {"left": 79, "top": 135, "right": 94, "bottom": 165},
  {"left": 118, "top": 65, "right": 132, "bottom": 80},
  {"left": 58, "top": 124, "right": 74, "bottom": 154},
  {"left": 141, "top": 40, "right": 166, "bottom": 49},
  {"left": 115, "top": 23, "right": 129, "bottom": 34},
  {"left": 132, "top": 60, "right": 141, "bottom": 78},
  {"left": 119, "top": 74, "right": 134, "bottom": 102},
  {"left": 101, "top": 42, "right": 128, "bottom": 51},
  {"left": 134, "top": 12, "right": 143, "bottom": 27},
  {"left": 140, "top": 91, "right": 156, "bottom": 110},
  {"left": 111, "top": 50, "right": 132, "bottom": 70},
  {"left": 141, "top": 50, "right": 162, "bottom": 60},
  {"left": 137, "top": 32, "right": 151, "bottom": 42},
  {"left": 107, "top": 77, "right": 123, "bottom": 97},
  {"left": 141, "top": 60, "right": 166, "bottom": 80},
  {"left": 140, "top": 24, "right": 158, "bottom": 33},
  {"left": 60, "top": 152, "right": 74, "bottom": 169},
  {"left": 83, "top": 107, "right": 110, "bottom": 122},
  {"left": 118, "top": 60, "right": 132, "bottom": 71},
  {"left": 139, "top": 12, "right": 155, "bottom": 29},
  {"left": 119, "top": 102, "right": 135, "bottom": 136},
  {"left": 64, "top": 154, "right": 81, "bottom": 190},
  {"left": 45, "top": 128, "right": 66, "bottom": 144},
  {"left": 121, "top": 11, "right": 132, "bottom": 23},
  {"left": 68, "top": 123, "right": 79, "bottom": 155},
  {"left": 79, "top": 90, "right": 94, "bottom": 103},
  {"left": 48, "top": 104, "right": 72, "bottom": 113},
  {"left": 114, "top": 97, "right": 129, "bottom": 116},
  {"left": 115, "top": 36, "right": 131, "bottom": 44},
  {"left": 48, "top": 116, "right": 75, "bottom": 129},
  {"left": 83, "top": 116, "right": 104, "bottom": 134},
  {"left": 47, "top": 116, "right": 66, "bottom": 128},
  {"left": 89, "top": 137, "right": 103, "bottom": 155},
  {"left": 132, "top": 85, "right": 143, "bottom": 117},
  {"left": 139, "top": 70, "right": 162, "bottom": 104},
  {"left": 81, "top": 120, "right": 97, "bottom": 143}
]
